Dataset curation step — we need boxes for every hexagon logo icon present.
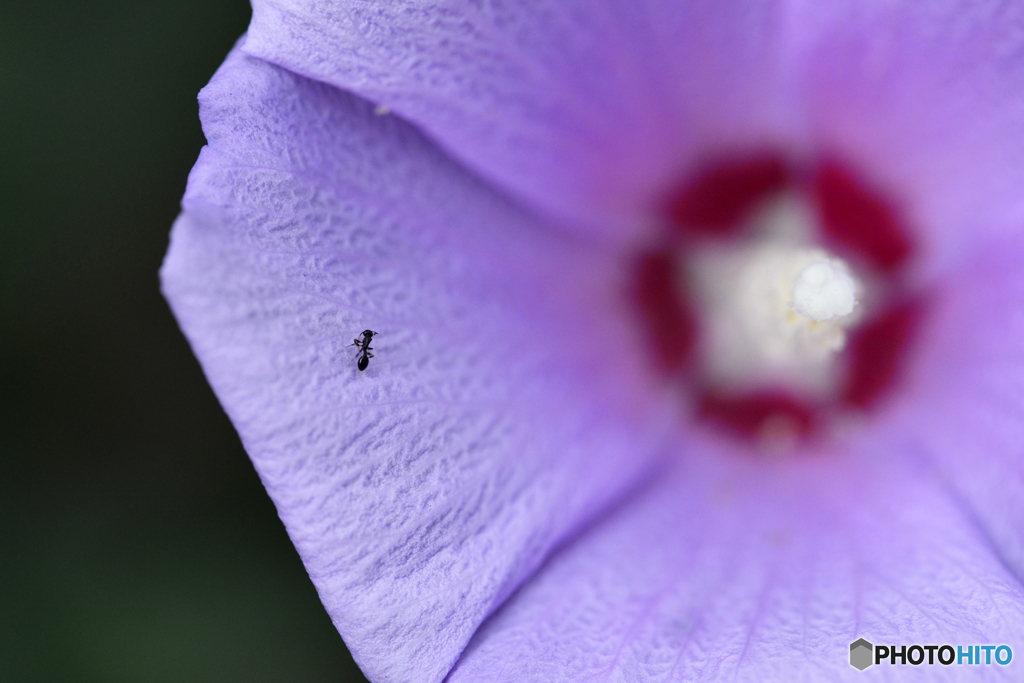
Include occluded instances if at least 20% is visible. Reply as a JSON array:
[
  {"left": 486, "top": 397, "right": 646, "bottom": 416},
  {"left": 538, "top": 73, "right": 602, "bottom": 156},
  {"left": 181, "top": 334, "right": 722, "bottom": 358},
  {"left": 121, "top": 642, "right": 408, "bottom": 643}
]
[{"left": 850, "top": 638, "right": 874, "bottom": 670}]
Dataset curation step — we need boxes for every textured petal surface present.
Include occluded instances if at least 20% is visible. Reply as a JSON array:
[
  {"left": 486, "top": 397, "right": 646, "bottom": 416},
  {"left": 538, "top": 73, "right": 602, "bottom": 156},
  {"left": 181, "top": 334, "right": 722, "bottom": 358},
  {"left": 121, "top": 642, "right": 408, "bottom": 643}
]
[
  {"left": 801, "top": 1, "right": 1024, "bottom": 274},
  {"left": 161, "top": 45, "right": 673, "bottom": 683},
  {"left": 244, "top": 0, "right": 1024, "bottom": 264},
  {"left": 243, "top": 0, "right": 804, "bottom": 239},
  {"left": 896, "top": 238, "right": 1024, "bottom": 585},
  {"left": 449, "top": 439, "right": 1024, "bottom": 682},
  {"left": 446, "top": 236, "right": 1024, "bottom": 681}
]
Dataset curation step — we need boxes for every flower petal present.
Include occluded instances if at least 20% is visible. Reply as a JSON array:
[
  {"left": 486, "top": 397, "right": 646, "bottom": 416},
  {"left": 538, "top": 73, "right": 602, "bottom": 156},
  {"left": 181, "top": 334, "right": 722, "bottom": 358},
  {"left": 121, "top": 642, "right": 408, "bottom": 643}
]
[
  {"left": 244, "top": 1, "right": 1024, "bottom": 264},
  {"left": 161, "top": 45, "right": 670, "bottom": 683},
  {"left": 243, "top": 0, "right": 803, "bottom": 239},
  {"left": 895, "top": 237, "right": 1024, "bottom": 585},
  {"left": 449, "top": 443, "right": 1024, "bottom": 682},
  {"left": 801, "top": 1, "right": 1024, "bottom": 273}
]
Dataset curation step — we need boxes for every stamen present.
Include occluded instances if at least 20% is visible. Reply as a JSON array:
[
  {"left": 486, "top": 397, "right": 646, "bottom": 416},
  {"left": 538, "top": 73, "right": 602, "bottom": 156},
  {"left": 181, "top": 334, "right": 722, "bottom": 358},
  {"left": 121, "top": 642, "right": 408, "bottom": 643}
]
[{"left": 791, "top": 259, "right": 857, "bottom": 322}]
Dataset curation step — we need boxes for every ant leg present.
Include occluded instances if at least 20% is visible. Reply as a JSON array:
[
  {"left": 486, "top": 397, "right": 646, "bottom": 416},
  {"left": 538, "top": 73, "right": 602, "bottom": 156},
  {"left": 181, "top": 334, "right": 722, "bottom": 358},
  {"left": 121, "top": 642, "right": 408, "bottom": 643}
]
[
  {"left": 345, "top": 338, "right": 362, "bottom": 347},
  {"left": 366, "top": 352, "right": 374, "bottom": 358},
  {"left": 347, "top": 350, "right": 363, "bottom": 365}
]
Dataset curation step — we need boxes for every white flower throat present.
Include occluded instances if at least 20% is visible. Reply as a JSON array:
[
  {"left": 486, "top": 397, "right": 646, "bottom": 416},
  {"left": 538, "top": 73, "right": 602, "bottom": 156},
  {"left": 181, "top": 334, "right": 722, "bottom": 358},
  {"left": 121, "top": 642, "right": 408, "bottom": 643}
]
[{"left": 685, "top": 195, "right": 863, "bottom": 398}]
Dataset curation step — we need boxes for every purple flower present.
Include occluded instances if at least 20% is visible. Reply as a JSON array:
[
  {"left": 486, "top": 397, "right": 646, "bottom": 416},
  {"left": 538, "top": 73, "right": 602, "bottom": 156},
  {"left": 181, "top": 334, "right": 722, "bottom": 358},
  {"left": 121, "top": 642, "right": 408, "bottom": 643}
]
[{"left": 162, "top": 2, "right": 1024, "bottom": 681}]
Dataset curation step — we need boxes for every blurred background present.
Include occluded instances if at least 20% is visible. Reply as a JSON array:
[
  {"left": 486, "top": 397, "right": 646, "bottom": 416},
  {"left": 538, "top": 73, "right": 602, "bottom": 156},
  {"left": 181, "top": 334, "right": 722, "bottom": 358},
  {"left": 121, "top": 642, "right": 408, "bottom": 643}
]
[{"left": 1, "top": 1, "right": 369, "bottom": 680}]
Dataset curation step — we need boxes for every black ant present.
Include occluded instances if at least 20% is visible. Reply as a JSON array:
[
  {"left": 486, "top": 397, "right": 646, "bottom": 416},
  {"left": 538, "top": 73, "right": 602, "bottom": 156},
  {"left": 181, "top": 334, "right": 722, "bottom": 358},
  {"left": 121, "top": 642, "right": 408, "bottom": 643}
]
[{"left": 347, "top": 329, "right": 377, "bottom": 371}]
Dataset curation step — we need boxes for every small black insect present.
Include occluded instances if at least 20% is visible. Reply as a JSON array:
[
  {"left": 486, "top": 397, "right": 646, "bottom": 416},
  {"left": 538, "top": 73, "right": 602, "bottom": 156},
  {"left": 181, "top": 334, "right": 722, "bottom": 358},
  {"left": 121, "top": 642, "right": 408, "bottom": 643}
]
[{"left": 347, "top": 329, "right": 377, "bottom": 371}]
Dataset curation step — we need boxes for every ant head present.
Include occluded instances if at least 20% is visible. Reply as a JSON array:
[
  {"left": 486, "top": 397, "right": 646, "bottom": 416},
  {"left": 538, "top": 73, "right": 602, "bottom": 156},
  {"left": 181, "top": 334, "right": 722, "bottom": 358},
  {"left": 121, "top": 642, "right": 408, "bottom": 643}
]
[{"left": 362, "top": 329, "right": 376, "bottom": 337}]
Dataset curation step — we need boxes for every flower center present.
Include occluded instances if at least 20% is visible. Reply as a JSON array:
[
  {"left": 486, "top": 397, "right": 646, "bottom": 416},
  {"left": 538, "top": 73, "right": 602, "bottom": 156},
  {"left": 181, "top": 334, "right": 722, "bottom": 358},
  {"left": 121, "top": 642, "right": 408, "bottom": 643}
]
[
  {"left": 685, "top": 196, "right": 863, "bottom": 400},
  {"left": 633, "top": 154, "right": 922, "bottom": 446}
]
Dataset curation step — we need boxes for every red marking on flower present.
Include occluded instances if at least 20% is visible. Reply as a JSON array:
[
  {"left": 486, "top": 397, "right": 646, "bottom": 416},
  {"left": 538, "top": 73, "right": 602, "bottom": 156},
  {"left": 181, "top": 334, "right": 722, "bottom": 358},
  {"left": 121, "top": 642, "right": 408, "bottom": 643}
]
[
  {"left": 632, "top": 251, "right": 696, "bottom": 372},
  {"left": 649, "top": 153, "right": 922, "bottom": 443},
  {"left": 814, "top": 162, "right": 913, "bottom": 272},
  {"left": 699, "top": 391, "right": 816, "bottom": 438},
  {"left": 667, "top": 155, "right": 790, "bottom": 236},
  {"left": 843, "top": 300, "right": 923, "bottom": 409}
]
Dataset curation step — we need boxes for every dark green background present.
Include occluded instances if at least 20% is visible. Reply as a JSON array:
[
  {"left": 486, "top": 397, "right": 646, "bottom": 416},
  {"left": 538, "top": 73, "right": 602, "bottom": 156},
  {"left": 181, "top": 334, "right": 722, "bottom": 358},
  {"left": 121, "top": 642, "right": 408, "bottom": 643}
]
[{"left": 1, "top": 2, "right": 369, "bottom": 680}]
